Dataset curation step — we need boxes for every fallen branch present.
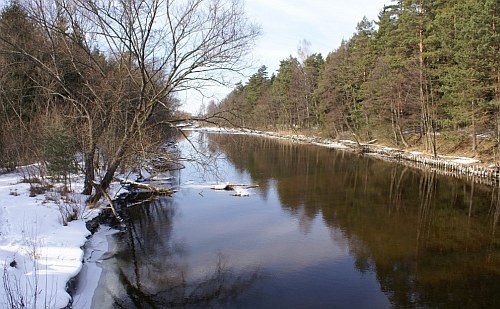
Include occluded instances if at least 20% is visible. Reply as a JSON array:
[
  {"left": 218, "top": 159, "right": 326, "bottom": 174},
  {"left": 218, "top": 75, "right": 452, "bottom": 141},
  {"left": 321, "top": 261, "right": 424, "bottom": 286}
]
[
  {"left": 211, "top": 184, "right": 259, "bottom": 191},
  {"left": 120, "top": 179, "right": 174, "bottom": 196},
  {"left": 92, "top": 181, "right": 123, "bottom": 225}
]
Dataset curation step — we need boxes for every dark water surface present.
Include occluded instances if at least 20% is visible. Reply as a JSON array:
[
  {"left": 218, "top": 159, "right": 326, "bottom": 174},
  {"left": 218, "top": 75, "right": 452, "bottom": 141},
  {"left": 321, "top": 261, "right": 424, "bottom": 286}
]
[{"left": 92, "top": 132, "right": 499, "bottom": 308}]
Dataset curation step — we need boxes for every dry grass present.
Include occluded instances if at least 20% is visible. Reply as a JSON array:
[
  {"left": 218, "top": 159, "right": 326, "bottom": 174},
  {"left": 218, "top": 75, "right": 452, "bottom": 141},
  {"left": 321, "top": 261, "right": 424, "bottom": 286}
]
[{"left": 408, "top": 135, "right": 498, "bottom": 166}]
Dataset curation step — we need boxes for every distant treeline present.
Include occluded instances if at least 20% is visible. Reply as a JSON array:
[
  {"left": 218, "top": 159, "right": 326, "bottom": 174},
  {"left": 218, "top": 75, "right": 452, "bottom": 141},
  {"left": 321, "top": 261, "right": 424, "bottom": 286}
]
[{"left": 210, "top": 0, "right": 499, "bottom": 156}]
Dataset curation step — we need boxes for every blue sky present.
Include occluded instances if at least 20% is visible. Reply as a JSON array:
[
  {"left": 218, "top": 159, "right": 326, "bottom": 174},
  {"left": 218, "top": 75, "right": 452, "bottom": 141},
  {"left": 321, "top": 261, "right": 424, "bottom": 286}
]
[{"left": 181, "top": 0, "right": 390, "bottom": 114}]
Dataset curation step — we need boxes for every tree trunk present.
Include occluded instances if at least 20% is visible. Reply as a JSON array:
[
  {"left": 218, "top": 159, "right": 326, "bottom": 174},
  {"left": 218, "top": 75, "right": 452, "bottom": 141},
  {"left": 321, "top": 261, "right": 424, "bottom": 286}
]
[
  {"left": 88, "top": 114, "right": 140, "bottom": 204},
  {"left": 419, "top": 29, "right": 427, "bottom": 150},
  {"left": 472, "top": 100, "right": 477, "bottom": 152},
  {"left": 88, "top": 142, "right": 127, "bottom": 204},
  {"left": 418, "top": 0, "right": 434, "bottom": 156},
  {"left": 82, "top": 148, "right": 96, "bottom": 195},
  {"left": 397, "top": 123, "right": 409, "bottom": 148},
  {"left": 391, "top": 103, "right": 398, "bottom": 146},
  {"left": 497, "top": 96, "right": 500, "bottom": 164}
]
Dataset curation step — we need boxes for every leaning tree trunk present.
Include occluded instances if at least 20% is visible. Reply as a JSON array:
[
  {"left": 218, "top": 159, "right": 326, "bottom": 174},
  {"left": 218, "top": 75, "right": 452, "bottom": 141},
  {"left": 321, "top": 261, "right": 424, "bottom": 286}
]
[
  {"left": 88, "top": 113, "right": 141, "bottom": 204},
  {"left": 88, "top": 138, "right": 128, "bottom": 204},
  {"left": 82, "top": 148, "right": 96, "bottom": 195}
]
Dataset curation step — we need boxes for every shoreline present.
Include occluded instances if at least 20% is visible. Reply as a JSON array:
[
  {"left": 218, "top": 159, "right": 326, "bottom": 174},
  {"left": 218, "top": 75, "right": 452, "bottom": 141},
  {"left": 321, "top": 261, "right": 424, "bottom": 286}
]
[
  {"left": 71, "top": 225, "right": 119, "bottom": 309},
  {"left": 0, "top": 169, "right": 127, "bottom": 309},
  {"left": 0, "top": 172, "right": 96, "bottom": 308},
  {"left": 190, "top": 127, "right": 500, "bottom": 187},
  {"left": 1, "top": 127, "right": 497, "bottom": 308},
  {"left": 70, "top": 188, "right": 129, "bottom": 308}
]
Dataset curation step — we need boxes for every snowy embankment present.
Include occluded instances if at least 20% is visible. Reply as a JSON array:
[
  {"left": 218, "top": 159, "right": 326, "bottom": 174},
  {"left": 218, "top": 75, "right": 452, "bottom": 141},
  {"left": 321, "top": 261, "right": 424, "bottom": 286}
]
[
  {"left": 0, "top": 169, "right": 121, "bottom": 308},
  {"left": 190, "top": 126, "right": 499, "bottom": 184}
]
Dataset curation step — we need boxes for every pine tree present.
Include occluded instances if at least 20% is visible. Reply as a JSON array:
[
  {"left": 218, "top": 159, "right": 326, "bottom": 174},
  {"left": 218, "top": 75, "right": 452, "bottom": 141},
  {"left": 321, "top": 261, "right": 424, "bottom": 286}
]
[
  {"left": 301, "top": 53, "right": 324, "bottom": 128},
  {"left": 272, "top": 56, "right": 301, "bottom": 128},
  {"left": 0, "top": 1, "right": 46, "bottom": 167},
  {"left": 437, "top": 0, "right": 498, "bottom": 152},
  {"left": 316, "top": 42, "right": 351, "bottom": 138}
]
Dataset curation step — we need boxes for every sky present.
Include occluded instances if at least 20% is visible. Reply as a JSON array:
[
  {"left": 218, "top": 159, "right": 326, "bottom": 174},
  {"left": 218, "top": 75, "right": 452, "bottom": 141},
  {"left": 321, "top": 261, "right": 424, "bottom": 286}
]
[{"left": 180, "top": 0, "right": 390, "bottom": 114}]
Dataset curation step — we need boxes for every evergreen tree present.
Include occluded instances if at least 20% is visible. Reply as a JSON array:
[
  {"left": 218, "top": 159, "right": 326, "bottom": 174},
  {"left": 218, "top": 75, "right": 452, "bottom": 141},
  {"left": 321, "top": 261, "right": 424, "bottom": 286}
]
[
  {"left": 302, "top": 53, "right": 324, "bottom": 128},
  {"left": 242, "top": 65, "right": 270, "bottom": 126},
  {"left": 272, "top": 56, "right": 302, "bottom": 128},
  {"left": 316, "top": 43, "right": 350, "bottom": 138},
  {"left": 428, "top": 0, "right": 498, "bottom": 153},
  {"left": 0, "top": 1, "right": 45, "bottom": 167}
]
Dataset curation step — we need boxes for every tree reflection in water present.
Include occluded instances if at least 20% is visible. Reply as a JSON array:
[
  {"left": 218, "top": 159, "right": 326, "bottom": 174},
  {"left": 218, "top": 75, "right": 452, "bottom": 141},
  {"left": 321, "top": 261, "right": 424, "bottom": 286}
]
[
  {"left": 95, "top": 133, "right": 499, "bottom": 308},
  {"left": 102, "top": 197, "right": 262, "bottom": 308},
  {"left": 208, "top": 133, "right": 500, "bottom": 308}
]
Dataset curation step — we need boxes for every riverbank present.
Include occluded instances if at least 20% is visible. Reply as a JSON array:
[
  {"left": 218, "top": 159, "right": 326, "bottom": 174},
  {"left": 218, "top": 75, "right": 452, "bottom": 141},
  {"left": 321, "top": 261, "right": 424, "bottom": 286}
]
[
  {"left": 0, "top": 127, "right": 497, "bottom": 308},
  {"left": 0, "top": 168, "right": 127, "bottom": 308},
  {"left": 191, "top": 127, "right": 500, "bottom": 186},
  {"left": 0, "top": 171, "right": 90, "bottom": 308}
]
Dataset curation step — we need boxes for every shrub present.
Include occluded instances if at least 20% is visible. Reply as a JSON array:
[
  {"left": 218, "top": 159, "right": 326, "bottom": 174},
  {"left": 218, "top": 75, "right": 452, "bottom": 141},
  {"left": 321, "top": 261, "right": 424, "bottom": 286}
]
[{"left": 43, "top": 127, "right": 77, "bottom": 183}]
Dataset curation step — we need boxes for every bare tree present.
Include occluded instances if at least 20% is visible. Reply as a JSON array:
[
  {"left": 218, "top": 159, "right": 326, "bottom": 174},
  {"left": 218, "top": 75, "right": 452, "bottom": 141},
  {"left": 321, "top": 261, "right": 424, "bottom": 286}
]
[
  {"left": 83, "top": 0, "right": 259, "bottom": 202},
  {"left": 3, "top": 0, "right": 259, "bottom": 202}
]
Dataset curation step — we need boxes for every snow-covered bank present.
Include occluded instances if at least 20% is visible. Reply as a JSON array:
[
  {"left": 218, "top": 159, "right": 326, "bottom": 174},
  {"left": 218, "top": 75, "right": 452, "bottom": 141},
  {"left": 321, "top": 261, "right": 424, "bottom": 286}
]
[
  {"left": 189, "top": 126, "right": 499, "bottom": 185},
  {"left": 72, "top": 226, "right": 119, "bottom": 309},
  {"left": 0, "top": 171, "right": 107, "bottom": 308}
]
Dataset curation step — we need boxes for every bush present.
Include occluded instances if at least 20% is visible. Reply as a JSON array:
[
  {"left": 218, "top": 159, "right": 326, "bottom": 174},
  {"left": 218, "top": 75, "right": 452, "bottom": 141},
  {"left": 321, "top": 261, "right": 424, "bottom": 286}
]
[{"left": 43, "top": 127, "right": 77, "bottom": 181}]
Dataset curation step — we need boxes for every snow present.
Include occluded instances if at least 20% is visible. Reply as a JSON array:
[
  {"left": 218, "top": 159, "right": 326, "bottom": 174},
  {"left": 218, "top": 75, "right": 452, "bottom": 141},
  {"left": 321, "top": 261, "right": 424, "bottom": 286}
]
[
  {"left": 72, "top": 226, "right": 119, "bottom": 309},
  {"left": 338, "top": 139, "right": 357, "bottom": 145},
  {"left": 447, "top": 157, "right": 480, "bottom": 165},
  {"left": 211, "top": 182, "right": 230, "bottom": 190},
  {"left": 435, "top": 154, "right": 479, "bottom": 165},
  {"left": 317, "top": 142, "right": 349, "bottom": 149},
  {"left": 0, "top": 171, "right": 101, "bottom": 309},
  {"left": 184, "top": 181, "right": 255, "bottom": 197},
  {"left": 139, "top": 168, "right": 152, "bottom": 181},
  {"left": 232, "top": 186, "right": 250, "bottom": 196}
]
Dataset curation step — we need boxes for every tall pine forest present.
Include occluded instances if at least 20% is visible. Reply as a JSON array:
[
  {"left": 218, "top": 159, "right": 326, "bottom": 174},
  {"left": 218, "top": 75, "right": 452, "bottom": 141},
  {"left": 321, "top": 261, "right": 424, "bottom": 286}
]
[{"left": 212, "top": 0, "right": 499, "bottom": 160}]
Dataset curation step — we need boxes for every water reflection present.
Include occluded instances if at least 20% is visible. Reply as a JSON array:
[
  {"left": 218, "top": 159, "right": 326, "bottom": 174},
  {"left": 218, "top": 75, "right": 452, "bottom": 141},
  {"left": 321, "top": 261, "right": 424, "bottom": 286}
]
[
  {"left": 93, "top": 198, "right": 262, "bottom": 308},
  {"left": 208, "top": 133, "right": 500, "bottom": 308},
  {"left": 94, "top": 133, "right": 499, "bottom": 308}
]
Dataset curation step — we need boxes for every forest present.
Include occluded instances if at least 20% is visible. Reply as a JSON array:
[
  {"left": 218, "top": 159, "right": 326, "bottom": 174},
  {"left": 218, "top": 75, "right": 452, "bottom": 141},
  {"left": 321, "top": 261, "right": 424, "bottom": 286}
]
[
  {"left": 0, "top": 0, "right": 258, "bottom": 202},
  {"left": 210, "top": 0, "right": 499, "bottom": 160}
]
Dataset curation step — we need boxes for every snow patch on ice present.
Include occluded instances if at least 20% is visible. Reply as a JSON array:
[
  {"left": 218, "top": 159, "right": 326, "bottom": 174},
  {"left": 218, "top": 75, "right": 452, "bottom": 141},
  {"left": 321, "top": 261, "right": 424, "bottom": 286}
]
[
  {"left": 211, "top": 182, "right": 230, "bottom": 190},
  {"left": 232, "top": 187, "right": 250, "bottom": 196},
  {"left": 180, "top": 180, "right": 255, "bottom": 197}
]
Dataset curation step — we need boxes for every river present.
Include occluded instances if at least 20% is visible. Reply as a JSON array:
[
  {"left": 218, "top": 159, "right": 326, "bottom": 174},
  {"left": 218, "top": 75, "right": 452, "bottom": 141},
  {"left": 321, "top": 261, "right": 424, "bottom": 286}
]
[{"left": 88, "top": 131, "right": 499, "bottom": 308}]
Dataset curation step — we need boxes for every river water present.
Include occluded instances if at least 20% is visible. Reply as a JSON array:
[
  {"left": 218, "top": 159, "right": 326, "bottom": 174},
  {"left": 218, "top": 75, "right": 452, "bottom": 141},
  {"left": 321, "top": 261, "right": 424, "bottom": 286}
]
[{"left": 90, "top": 132, "right": 499, "bottom": 308}]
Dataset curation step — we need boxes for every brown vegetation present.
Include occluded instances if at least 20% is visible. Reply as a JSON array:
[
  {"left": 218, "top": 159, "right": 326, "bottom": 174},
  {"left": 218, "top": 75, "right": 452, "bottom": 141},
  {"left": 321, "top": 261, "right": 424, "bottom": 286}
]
[{"left": 0, "top": 0, "right": 259, "bottom": 203}]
